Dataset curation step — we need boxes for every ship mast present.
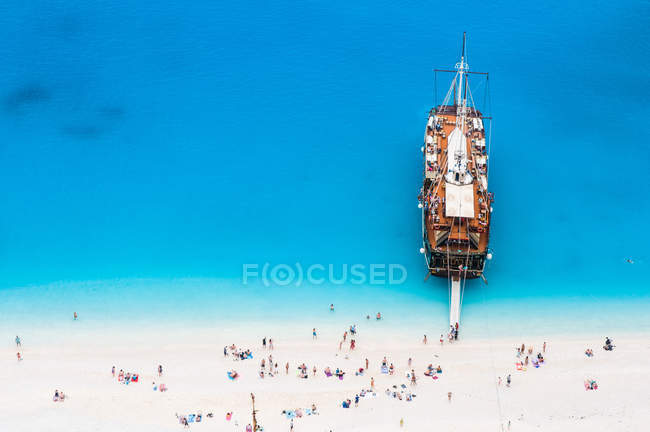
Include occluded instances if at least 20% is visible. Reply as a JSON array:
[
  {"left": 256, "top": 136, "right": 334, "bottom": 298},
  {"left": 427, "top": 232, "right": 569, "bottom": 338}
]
[{"left": 445, "top": 32, "right": 473, "bottom": 186}]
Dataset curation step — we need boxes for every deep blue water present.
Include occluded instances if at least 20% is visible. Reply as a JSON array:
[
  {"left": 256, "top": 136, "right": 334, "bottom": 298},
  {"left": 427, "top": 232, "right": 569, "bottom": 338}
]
[{"left": 1, "top": 1, "right": 649, "bottom": 337}]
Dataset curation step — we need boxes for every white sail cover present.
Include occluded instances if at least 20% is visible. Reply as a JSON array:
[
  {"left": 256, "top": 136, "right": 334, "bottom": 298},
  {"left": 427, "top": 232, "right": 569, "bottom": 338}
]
[
  {"left": 445, "top": 183, "right": 475, "bottom": 218},
  {"left": 445, "top": 127, "right": 473, "bottom": 185}
]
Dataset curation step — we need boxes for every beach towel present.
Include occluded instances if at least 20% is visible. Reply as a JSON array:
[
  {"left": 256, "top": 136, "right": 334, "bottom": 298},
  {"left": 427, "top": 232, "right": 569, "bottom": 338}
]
[
  {"left": 131, "top": 374, "right": 138, "bottom": 382},
  {"left": 381, "top": 366, "right": 389, "bottom": 374},
  {"left": 188, "top": 414, "right": 195, "bottom": 423}
]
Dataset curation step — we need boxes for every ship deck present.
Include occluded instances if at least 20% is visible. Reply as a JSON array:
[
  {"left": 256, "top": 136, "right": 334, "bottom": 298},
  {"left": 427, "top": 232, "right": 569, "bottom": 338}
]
[{"left": 422, "top": 105, "right": 491, "bottom": 256}]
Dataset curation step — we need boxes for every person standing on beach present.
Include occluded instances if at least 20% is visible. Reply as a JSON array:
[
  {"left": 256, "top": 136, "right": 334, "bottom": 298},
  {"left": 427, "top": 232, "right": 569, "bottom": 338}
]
[
  {"left": 313, "top": 365, "right": 317, "bottom": 377},
  {"left": 112, "top": 366, "right": 115, "bottom": 377},
  {"left": 343, "top": 331, "right": 347, "bottom": 342},
  {"left": 423, "top": 335, "right": 427, "bottom": 344},
  {"left": 408, "top": 358, "right": 412, "bottom": 368},
  {"left": 355, "top": 394, "right": 359, "bottom": 407},
  {"left": 158, "top": 365, "right": 163, "bottom": 377},
  {"left": 262, "top": 337, "right": 267, "bottom": 349},
  {"left": 365, "top": 358, "right": 369, "bottom": 370},
  {"left": 224, "top": 346, "right": 228, "bottom": 357},
  {"left": 410, "top": 370, "right": 416, "bottom": 385},
  {"left": 498, "top": 376, "right": 501, "bottom": 386},
  {"left": 15, "top": 336, "right": 21, "bottom": 347},
  {"left": 312, "top": 328, "right": 317, "bottom": 339},
  {"left": 543, "top": 341, "right": 547, "bottom": 353},
  {"left": 447, "top": 391, "right": 452, "bottom": 402},
  {"left": 440, "top": 334, "right": 444, "bottom": 345},
  {"left": 506, "top": 374, "right": 511, "bottom": 387},
  {"left": 269, "top": 338, "right": 274, "bottom": 350},
  {"left": 371, "top": 377, "right": 375, "bottom": 390},
  {"left": 16, "top": 352, "right": 22, "bottom": 361},
  {"left": 285, "top": 362, "right": 289, "bottom": 375}
]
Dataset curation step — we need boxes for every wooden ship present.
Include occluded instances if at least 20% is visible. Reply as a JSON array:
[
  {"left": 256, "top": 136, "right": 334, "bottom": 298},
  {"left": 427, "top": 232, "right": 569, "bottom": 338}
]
[{"left": 419, "top": 33, "right": 493, "bottom": 328}]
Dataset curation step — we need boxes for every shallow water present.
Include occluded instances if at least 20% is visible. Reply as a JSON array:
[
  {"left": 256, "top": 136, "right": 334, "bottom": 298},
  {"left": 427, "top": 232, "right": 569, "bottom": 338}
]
[{"left": 1, "top": 1, "right": 649, "bottom": 338}]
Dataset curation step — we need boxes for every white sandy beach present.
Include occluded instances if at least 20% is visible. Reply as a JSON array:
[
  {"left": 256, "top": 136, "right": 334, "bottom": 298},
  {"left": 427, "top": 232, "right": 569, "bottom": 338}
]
[{"left": 1, "top": 324, "right": 648, "bottom": 432}]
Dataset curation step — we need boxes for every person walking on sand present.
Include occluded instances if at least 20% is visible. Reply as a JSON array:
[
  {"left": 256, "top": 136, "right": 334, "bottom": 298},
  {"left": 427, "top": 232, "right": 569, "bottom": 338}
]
[
  {"left": 312, "top": 328, "right": 317, "bottom": 339},
  {"left": 313, "top": 365, "right": 317, "bottom": 377},
  {"left": 498, "top": 376, "right": 502, "bottom": 386},
  {"left": 269, "top": 338, "right": 274, "bottom": 350},
  {"left": 423, "top": 334, "right": 427, "bottom": 344},
  {"left": 365, "top": 358, "right": 369, "bottom": 369},
  {"left": 543, "top": 341, "right": 547, "bottom": 353},
  {"left": 506, "top": 374, "right": 511, "bottom": 387},
  {"left": 158, "top": 365, "right": 163, "bottom": 377},
  {"left": 440, "top": 334, "right": 444, "bottom": 345},
  {"left": 447, "top": 391, "right": 452, "bottom": 402},
  {"left": 224, "top": 346, "right": 228, "bottom": 357},
  {"left": 262, "top": 337, "right": 267, "bottom": 349},
  {"left": 15, "top": 336, "right": 21, "bottom": 347},
  {"left": 112, "top": 366, "right": 116, "bottom": 377},
  {"left": 16, "top": 352, "right": 22, "bottom": 361},
  {"left": 285, "top": 362, "right": 289, "bottom": 375},
  {"left": 343, "top": 331, "right": 347, "bottom": 342},
  {"left": 371, "top": 377, "right": 375, "bottom": 390},
  {"left": 411, "top": 370, "right": 417, "bottom": 385}
]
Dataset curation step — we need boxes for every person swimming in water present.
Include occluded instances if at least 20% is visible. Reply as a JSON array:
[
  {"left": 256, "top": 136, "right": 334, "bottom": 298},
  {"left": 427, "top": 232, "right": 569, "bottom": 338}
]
[
  {"left": 330, "top": 304, "right": 334, "bottom": 311},
  {"left": 376, "top": 312, "right": 382, "bottom": 320}
]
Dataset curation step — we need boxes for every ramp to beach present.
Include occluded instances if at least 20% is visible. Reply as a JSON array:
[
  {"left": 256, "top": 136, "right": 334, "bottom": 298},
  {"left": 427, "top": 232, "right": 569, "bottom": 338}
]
[{"left": 450, "top": 277, "right": 461, "bottom": 328}]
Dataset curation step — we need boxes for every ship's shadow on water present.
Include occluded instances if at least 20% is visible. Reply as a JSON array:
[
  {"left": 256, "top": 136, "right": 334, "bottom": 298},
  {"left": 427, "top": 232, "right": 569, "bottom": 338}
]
[
  {"left": 3, "top": 83, "right": 50, "bottom": 112},
  {"left": 3, "top": 83, "right": 126, "bottom": 141}
]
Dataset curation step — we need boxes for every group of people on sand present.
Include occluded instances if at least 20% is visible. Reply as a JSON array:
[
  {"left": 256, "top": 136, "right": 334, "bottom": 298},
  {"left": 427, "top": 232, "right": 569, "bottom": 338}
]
[
  {"left": 322, "top": 366, "right": 346, "bottom": 380},
  {"left": 261, "top": 337, "right": 274, "bottom": 350},
  {"left": 225, "top": 344, "right": 253, "bottom": 360},
  {"left": 423, "top": 364, "right": 443, "bottom": 378},
  {"left": 15, "top": 336, "right": 23, "bottom": 362},
  {"left": 112, "top": 367, "right": 140, "bottom": 385},
  {"left": 584, "top": 379, "right": 598, "bottom": 390},
  {"left": 258, "top": 355, "right": 280, "bottom": 378},
  {"left": 281, "top": 404, "right": 318, "bottom": 418},
  {"left": 515, "top": 343, "right": 545, "bottom": 370},
  {"left": 603, "top": 337, "right": 615, "bottom": 351},
  {"left": 53, "top": 389, "right": 66, "bottom": 402},
  {"left": 385, "top": 383, "right": 416, "bottom": 402},
  {"left": 447, "top": 322, "right": 460, "bottom": 342},
  {"left": 176, "top": 412, "right": 213, "bottom": 427}
]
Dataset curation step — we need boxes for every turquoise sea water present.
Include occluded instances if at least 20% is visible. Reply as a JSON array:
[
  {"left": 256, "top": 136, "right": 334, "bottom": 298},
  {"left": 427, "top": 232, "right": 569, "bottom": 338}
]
[{"left": 1, "top": 1, "right": 649, "bottom": 339}]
